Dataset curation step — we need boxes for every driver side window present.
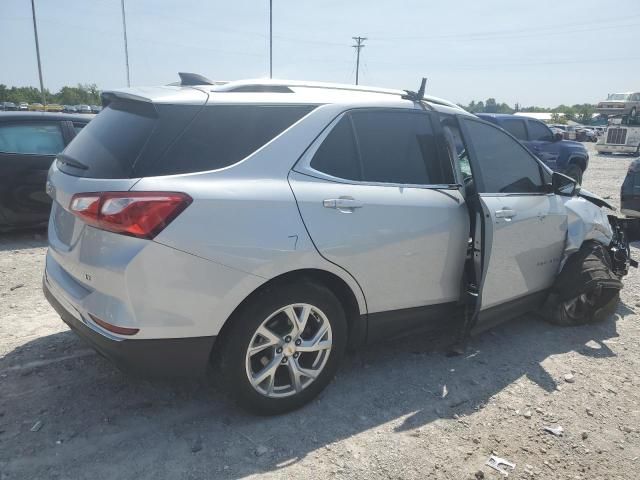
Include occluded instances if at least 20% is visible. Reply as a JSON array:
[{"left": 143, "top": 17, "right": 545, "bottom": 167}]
[
  {"left": 527, "top": 120, "right": 553, "bottom": 142},
  {"left": 461, "top": 118, "right": 543, "bottom": 194}
]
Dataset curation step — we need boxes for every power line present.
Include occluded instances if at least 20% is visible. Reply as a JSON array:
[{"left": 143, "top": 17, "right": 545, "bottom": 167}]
[
  {"left": 29, "top": 0, "right": 46, "bottom": 106},
  {"left": 352, "top": 36, "right": 366, "bottom": 85}
]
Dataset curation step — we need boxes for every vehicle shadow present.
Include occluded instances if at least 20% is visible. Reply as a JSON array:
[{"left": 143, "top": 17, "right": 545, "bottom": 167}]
[
  {"left": 0, "top": 300, "right": 632, "bottom": 479},
  {"left": 0, "top": 229, "right": 47, "bottom": 252}
]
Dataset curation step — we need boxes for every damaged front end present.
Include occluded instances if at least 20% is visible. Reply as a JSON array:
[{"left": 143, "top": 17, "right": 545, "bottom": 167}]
[
  {"left": 564, "top": 189, "right": 638, "bottom": 278},
  {"left": 542, "top": 190, "right": 638, "bottom": 326}
]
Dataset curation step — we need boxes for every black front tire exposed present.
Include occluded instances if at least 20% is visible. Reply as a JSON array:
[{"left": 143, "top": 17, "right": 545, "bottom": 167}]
[
  {"left": 545, "top": 242, "right": 621, "bottom": 326},
  {"left": 216, "top": 280, "right": 347, "bottom": 415},
  {"left": 565, "top": 164, "right": 583, "bottom": 184}
]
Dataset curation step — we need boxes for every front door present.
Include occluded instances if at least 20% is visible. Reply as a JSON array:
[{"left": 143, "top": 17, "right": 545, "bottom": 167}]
[
  {"left": 458, "top": 117, "right": 567, "bottom": 316},
  {"left": 0, "top": 121, "right": 66, "bottom": 228},
  {"left": 525, "top": 119, "right": 561, "bottom": 170},
  {"left": 290, "top": 108, "right": 469, "bottom": 329}
]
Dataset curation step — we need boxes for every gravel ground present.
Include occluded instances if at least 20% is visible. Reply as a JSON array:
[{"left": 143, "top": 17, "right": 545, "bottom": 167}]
[{"left": 1, "top": 144, "right": 639, "bottom": 480}]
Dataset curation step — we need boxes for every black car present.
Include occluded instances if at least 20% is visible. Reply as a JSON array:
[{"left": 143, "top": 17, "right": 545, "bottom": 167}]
[
  {"left": 622, "top": 159, "right": 640, "bottom": 217},
  {"left": 1, "top": 102, "right": 17, "bottom": 111},
  {"left": 0, "top": 112, "right": 91, "bottom": 230}
]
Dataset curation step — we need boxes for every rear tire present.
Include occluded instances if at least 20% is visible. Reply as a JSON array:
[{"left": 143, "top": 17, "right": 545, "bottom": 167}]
[
  {"left": 544, "top": 242, "right": 621, "bottom": 326},
  {"left": 565, "top": 164, "right": 583, "bottom": 184},
  {"left": 217, "top": 280, "right": 347, "bottom": 415}
]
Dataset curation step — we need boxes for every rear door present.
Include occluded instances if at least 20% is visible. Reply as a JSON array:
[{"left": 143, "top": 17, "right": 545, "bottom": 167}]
[
  {"left": 0, "top": 120, "right": 66, "bottom": 227},
  {"left": 458, "top": 117, "right": 567, "bottom": 317},
  {"left": 290, "top": 108, "right": 469, "bottom": 337}
]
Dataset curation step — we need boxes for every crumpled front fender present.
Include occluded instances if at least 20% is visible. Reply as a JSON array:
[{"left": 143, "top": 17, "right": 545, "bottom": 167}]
[{"left": 562, "top": 196, "right": 613, "bottom": 257}]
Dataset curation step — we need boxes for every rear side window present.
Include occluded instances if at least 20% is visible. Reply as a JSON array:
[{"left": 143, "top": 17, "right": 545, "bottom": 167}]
[
  {"left": 310, "top": 109, "right": 450, "bottom": 185},
  {"left": 462, "top": 119, "right": 542, "bottom": 194},
  {"left": 501, "top": 119, "right": 527, "bottom": 141},
  {"left": 351, "top": 110, "right": 439, "bottom": 184},
  {"left": 310, "top": 116, "right": 360, "bottom": 180},
  {"left": 528, "top": 120, "right": 553, "bottom": 142},
  {"left": 0, "top": 122, "right": 64, "bottom": 155},
  {"left": 152, "top": 105, "right": 315, "bottom": 176}
]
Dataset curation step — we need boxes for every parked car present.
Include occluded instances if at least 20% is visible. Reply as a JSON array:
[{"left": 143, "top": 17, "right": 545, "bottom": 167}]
[
  {"left": 90, "top": 105, "right": 102, "bottom": 114},
  {"left": 62, "top": 105, "right": 77, "bottom": 113},
  {"left": 45, "top": 104, "right": 63, "bottom": 113},
  {"left": 576, "top": 126, "right": 597, "bottom": 142},
  {"left": 29, "top": 103, "right": 44, "bottom": 111},
  {"left": 43, "top": 78, "right": 633, "bottom": 415},
  {"left": 76, "top": 104, "right": 92, "bottom": 114},
  {"left": 18, "top": 102, "right": 29, "bottom": 111},
  {"left": 476, "top": 113, "right": 589, "bottom": 183},
  {"left": 1, "top": 102, "right": 17, "bottom": 111},
  {"left": 0, "top": 112, "right": 92, "bottom": 230},
  {"left": 621, "top": 159, "right": 640, "bottom": 238},
  {"left": 597, "top": 92, "right": 640, "bottom": 118},
  {"left": 621, "top": 158, "right": 640, "bottom": 218}
]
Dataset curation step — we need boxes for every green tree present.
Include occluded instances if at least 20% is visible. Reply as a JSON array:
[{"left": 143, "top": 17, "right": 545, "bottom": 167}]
[{"left": 484, "top": 98, "right": 498, "bottom": 113}]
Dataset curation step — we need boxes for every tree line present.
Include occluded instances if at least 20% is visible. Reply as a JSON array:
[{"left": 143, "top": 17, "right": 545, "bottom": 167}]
[
  {"left": 0, "top": 84, "right": 101, "bottom": 106},
  {"left": 1, "top": 84, "right": 598, "bottom": 124},
  {"left": 460, "top": 98, "right": 597, "bottom": 124}
]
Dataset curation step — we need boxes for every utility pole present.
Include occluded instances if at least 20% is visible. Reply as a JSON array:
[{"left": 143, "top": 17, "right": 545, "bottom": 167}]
[
  {"left": 121, "top": 0, "right": 131, "bottom": 87},
  {"left": 352, "top": 36, "right": 367, "bottom": 85},
  {"left": 269, "top": 0, "right": 273, "bottom": 78},
  {"left": 30, "top": 0, "right": 46, "bottom": 106}
]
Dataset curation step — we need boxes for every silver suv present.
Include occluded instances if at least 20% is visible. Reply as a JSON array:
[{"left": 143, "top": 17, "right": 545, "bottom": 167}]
[{"left": 44, "top": 76, "right": 634, "bottom": 414}]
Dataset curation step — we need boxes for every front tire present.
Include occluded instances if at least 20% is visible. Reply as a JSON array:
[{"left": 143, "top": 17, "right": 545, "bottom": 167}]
[
  {"left": 217, "top": 280, "right": 347, "bottom": 415},
  {"left": 544, "top": 242, "right": 621, "bottom": 326},
  {"left": 565, "top": 164, "right": 583, "bottom": 184}
]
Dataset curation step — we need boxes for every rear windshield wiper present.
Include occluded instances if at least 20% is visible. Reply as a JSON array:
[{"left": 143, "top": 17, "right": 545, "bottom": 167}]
[{"left": 57, "top": 154, "right": 88, "bottom": 170}]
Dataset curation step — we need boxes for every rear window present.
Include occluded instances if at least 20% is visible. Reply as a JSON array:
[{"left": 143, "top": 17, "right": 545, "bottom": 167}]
[
  {"left": 60, "top": 100, "right": 159, "bottom": 178},
  {"left": 60, "top": 102, "right": 314, "bottom": 178},
  {"left": 150, "top": 105, "right": 315, "bottom": 176}
]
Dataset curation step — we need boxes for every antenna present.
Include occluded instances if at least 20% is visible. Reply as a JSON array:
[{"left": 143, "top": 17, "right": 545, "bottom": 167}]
[
  {"left": 178, "top": 72, "right": 214, "bottom": 86},
  {"left": 402, "top": 77, "right": 427, "bottom": 101}
]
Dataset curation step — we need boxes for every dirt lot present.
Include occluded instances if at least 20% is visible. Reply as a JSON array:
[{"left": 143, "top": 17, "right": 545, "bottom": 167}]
[{"left": 1, "top": 144, "right": 639, "bottom": 480}]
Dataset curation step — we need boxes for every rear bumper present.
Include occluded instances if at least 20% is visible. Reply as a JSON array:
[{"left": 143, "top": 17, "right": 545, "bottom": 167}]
[
  {"left": 595, "top": 144, "right": 637, "bottom": 154},
  {"left": 43, "top": 277, "right": 216, "bottom": 377}
]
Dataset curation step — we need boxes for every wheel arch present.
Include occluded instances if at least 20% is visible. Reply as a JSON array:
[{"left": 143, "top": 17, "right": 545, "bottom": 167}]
[{"left": 214, "top": 268, "right": 367, "bottom": 354}]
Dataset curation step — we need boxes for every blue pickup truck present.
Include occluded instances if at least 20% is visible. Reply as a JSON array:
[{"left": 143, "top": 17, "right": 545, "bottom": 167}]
[{"left": 477, "top": 113, "right": 589, "bottom": 184}]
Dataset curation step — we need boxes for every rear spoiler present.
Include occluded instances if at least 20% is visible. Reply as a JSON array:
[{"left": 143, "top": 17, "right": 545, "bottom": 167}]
[{"left": 101, "top": 91, "right": 152, "bottom": 108}]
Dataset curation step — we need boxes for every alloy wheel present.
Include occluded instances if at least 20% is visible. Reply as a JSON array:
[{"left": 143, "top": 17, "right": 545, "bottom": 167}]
[{"left": 245, "top": 303, "right": 333, "bottom": 398}]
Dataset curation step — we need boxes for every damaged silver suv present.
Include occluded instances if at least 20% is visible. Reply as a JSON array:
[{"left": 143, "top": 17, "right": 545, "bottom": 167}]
[{"left": 43, "top": 75, "right": 637, "bottom": 414}]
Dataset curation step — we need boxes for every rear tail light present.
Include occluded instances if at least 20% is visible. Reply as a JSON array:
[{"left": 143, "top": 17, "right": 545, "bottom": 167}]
[{"left": 69, "top": 192, "right": 192, "bottom": 239}]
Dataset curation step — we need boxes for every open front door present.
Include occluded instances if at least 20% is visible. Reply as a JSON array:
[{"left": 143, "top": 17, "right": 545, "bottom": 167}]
[{"left": 452, "top": 116, "right": 567, "bottom": 330}]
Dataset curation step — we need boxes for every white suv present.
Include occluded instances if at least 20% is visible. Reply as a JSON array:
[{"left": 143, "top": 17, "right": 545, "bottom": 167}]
[{"left": 43, "top": 76, "right": 634, "bottom": 414}]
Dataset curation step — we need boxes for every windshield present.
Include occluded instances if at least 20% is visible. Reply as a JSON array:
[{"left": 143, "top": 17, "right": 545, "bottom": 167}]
[{"left": 607, "top": 93, "right": 631, "bottom": 101}]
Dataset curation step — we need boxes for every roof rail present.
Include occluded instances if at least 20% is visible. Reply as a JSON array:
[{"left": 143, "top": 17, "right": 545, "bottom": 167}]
[{"left": 178, "top": 72, "right": 214, "bottom": 86}]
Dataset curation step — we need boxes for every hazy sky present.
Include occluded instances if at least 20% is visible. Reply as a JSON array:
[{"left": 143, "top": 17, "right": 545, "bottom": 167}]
[{"left": 2, "top": 0, "right": 639, "bottom": 107}]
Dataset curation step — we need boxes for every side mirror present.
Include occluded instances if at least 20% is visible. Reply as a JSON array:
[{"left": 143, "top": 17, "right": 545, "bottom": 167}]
[
  {"left": 551, "top": 171, "right": 579, "bottom": 196},
  {"left": 553, "top": 132, "right": 563, "bottom": 142}
]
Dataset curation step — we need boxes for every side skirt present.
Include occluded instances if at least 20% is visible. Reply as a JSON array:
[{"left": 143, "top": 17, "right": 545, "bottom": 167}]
[
  {"left": 365, "top": 302, "right": 463, "bottom": 345},
  {"left": 471, "top": 289, "right": 550, "bottom": 335}
]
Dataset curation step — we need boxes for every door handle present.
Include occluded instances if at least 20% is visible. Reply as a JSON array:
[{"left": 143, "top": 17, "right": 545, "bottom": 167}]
[
  {"left": 495, "top": 208, "right": 516, "bottom": 219},
  {"left": 323, "top": 197, "right": 363, "bottom": 212}
]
